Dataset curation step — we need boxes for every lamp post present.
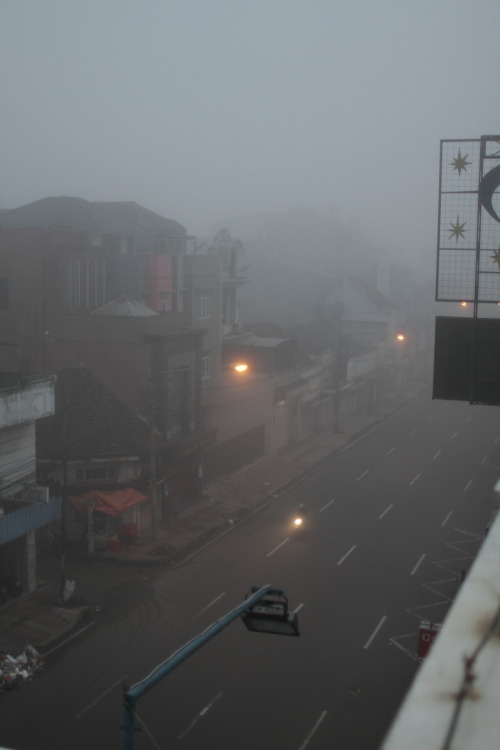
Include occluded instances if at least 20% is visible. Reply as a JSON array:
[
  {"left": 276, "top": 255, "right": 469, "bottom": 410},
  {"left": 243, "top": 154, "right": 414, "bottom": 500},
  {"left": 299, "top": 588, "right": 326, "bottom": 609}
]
[
  {"left": 148, "top": 361, "right": 250, "bottom": 536},
  {"left": 122, "top": 584, "right": 299, "bottom": 750}
]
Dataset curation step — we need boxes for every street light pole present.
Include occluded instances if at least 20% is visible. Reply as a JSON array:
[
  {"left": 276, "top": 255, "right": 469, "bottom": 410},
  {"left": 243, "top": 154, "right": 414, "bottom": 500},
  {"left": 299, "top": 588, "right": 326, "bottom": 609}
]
[{"left": 122, "top": 584, "right": 296, "bottom": 749}]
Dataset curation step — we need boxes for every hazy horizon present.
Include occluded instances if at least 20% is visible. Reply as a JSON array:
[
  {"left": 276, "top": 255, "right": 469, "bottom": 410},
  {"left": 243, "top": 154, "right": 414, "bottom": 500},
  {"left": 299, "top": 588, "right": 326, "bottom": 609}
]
[{"left": 2, "top": 0, "right": 499, "bottom": 278}]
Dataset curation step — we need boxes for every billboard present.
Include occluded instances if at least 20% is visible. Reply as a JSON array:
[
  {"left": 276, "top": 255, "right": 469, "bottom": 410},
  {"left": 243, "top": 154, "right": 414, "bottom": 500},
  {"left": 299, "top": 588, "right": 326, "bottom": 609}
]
[
  {"left": 436, "top": 136, "right": 500, "bottom": 303},
  {"left": 433, "top": 316, "right": 500, "bottom": 404}
]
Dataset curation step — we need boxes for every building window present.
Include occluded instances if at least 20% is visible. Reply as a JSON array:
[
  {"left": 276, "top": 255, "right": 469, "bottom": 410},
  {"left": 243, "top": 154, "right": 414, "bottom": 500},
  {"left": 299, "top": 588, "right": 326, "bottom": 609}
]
[
  {"left": 159, "top": 291, "right": 170, "bottom": 312},
  {"left": 197, "top": 293, "right": 211, "bottom": 320},
  {"left": 201, "top": 354, "right": 211, "bottom": 380}
]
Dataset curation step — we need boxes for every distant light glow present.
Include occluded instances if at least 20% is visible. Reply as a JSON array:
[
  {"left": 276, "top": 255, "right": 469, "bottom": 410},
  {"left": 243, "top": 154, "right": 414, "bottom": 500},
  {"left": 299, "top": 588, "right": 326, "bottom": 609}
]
[
  {"left": 396, "top": 334, "right": 406, "bottom": 342},
  {"left": 232, "top": 363, "right": 248, "bottom": 373}
]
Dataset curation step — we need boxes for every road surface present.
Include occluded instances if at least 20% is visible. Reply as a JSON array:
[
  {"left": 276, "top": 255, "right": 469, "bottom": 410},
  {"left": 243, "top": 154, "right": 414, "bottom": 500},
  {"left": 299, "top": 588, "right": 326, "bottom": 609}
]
[{"left": 1, "top": 394, "right": 498, "bottom": 749}]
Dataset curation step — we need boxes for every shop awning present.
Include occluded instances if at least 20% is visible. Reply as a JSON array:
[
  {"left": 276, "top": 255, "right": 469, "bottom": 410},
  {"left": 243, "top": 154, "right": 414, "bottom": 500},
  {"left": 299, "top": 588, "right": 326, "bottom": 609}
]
[{"left": 69, "top": 488, "right": 147, "bottom": 517}]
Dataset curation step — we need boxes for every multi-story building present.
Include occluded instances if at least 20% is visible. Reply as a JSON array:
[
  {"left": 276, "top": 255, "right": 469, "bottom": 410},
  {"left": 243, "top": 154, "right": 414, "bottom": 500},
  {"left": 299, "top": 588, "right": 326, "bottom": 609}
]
[{"left": 0, "top": 373, "right": 57, "bottom": 592}]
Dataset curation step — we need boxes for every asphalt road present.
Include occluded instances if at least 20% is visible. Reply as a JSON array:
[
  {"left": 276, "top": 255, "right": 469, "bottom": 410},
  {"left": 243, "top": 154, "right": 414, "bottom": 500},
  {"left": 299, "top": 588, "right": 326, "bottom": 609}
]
[{"left": 1, "top": 393, "right": 498, "bottom": 750}]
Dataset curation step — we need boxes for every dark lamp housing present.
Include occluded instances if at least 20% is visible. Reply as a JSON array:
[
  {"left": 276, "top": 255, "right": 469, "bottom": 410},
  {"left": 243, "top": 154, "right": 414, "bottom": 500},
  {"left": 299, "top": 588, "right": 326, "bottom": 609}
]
[{"left": 241, "top": 592, "right": 300, "bottom": 637}]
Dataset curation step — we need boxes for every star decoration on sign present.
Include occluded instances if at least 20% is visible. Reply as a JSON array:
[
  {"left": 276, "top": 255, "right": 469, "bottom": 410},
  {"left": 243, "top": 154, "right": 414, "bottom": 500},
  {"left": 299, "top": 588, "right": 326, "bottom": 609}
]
[
  {"left": 448, "top": 215, "right": 467, "bottom": 242},
  {"left": 490, "top": 246, "right": 500, "bottom": 269},
  {"left": 450, "top": 149, "right": 471, "bottom": 176}
]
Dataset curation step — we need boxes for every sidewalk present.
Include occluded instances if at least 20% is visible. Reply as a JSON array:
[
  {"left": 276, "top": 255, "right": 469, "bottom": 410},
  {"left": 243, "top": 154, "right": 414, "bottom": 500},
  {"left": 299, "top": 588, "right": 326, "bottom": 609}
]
[{"left": 0, "top": 380, "right": 428, "bottom": 660}]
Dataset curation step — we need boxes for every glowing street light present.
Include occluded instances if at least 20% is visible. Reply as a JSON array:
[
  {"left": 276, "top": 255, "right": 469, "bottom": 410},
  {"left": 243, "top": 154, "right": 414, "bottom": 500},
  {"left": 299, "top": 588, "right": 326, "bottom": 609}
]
[
  {"left": 231, "top": 362, "right": 248, "bottom": 373},
  {"left": 395, "top": 333, "right": 406, "bottom": 342}
]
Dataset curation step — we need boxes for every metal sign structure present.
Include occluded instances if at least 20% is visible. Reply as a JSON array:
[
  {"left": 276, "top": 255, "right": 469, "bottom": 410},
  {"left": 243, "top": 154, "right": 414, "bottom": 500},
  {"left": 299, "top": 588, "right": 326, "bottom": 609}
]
[{"left": 436, "top": 136, "right": 500, "bottom": 305}]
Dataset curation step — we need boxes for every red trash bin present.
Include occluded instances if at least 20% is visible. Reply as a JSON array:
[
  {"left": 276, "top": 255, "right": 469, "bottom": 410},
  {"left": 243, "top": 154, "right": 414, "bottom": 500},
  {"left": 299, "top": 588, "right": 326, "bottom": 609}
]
[
  {"left": 106, "top": 538, "right": 121, "bottom": 553},
  {"left": 121, "top": 523, "right": 138, "bottom": 541}
]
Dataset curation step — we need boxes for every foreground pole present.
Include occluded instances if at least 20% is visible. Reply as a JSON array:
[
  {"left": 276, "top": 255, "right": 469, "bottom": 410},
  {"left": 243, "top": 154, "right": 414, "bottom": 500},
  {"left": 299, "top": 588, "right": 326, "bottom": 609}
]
[{"left": 122, "top": 584, "right": 272, "bottom": 750}]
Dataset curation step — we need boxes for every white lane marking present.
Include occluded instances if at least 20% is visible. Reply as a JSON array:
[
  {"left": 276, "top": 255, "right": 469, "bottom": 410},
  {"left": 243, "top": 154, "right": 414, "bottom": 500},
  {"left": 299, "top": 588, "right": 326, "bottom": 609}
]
[
  {"left": 339, "top": 399, "right": 417, "bottom": 454},
  {"left": 75, "top": 677, "right": 124, "bottom": 719},
  {"left": 267, "top": 538, "right": 290, "bottom": 557},
  {"left": 433, "top": 450, "right": 441, "bottom": 460},
  {"left": 178, "top": 691, "right": 224, "bottom": 739},
  {"left": 409, "top": 473, "right": 421, "bottom": 486},
  {"left": 193, "top": 592, "right": 226, "bottom": 620},
  {"left": 363, "top": 616, "right": 387, "bottom": 649},
  {"left": 441, "top": 511, "right": 453, "bottom": 527},
  {"left": 482, "top": 454, "right": 488, "bottom": 464},
  {"left": 379, "top": 504, "right": 393, "bottom": 519},
  {"left": 408, "top": 429, "right": 417, "bottom": 436},
  {"left": 337, "top": 545, "right": 356, "bottom": 566},
  {"left": 426, "top": 414, "right": 435, "bottom": 421},
  {"left": 294, "top": 603, "right": 305, "bottom": 613},
  {"left": 386, "top": 446, "right": 396, "bottom": 455},
  {"left": 411, "top": 553, "right": 426, "bottom": 576},
  {"left": 464, "top": 479, "right": 472, "bottom": 492},
  {"left": 356, "top": 469, "right": 369, "bottom": 481},
  {"left": 319, "top": 499, "right": 335, "bottom": 513},
  {"left": 465, "top": 416, "right": 471, "bottom": 423},
  {"left": 297, "top": 710, "right": 328, "bottom": 750},
  {"left": 45, "top": 619, "right": 96, "bottom": 656},
  {"left": 451, "top": 431, "right": 458, "bottom": 439}
]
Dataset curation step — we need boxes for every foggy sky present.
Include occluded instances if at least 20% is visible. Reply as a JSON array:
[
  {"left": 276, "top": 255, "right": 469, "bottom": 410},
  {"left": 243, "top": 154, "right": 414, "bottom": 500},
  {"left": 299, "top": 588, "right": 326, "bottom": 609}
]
[{"left": 2, "top": 0, "right": 499, "bottom": 276}]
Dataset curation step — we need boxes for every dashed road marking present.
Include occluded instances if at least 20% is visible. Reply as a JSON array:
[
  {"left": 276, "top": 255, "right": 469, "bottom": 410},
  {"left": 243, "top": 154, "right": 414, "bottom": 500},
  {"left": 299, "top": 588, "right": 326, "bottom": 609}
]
[
  {"left": 356, "top": 470, "right": 369, "bottom": 481},
  {"left": 364, "top": 616, "right": 387, "bottom": 649},
  {"left": 411, "top": 553, "right": 426, "bottom": 576},
  {"left": 409, "top": 473, "right": 421, "bottom": 486},
  {"left": 379, "top": 504, "right": 393, "bottom": 519},
  {"left": 337, "top": 545, "right": 356, "bottom": 566},
  {"left": 193, "top": 592, "right": 226, "bottom": 620},
  {"left": 297, "top": 710, "right": 328, "bottom": 750},
  {"left": 464, "top": 479, "right": 472, "bottom": 492},
  {"left": 75, "top": 676, "right": 124, "bottom": 719},
  {"left": 178, "top": 691, "right": 224, "bottom": 739},
  {"left": 441, "top": 511, "right": 452, "bottom": 527},
  {"left": 267, "top": 538, "right": 290, "bottom": 557},
  {"left": 319, "top": 499, "right": 335, "bottom": 513}
]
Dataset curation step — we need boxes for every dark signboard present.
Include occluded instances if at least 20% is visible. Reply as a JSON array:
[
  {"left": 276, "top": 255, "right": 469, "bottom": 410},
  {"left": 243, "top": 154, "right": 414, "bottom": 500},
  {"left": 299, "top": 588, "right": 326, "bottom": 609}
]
[{"left": 433, "top": 316, "right": 500, "bottom": 405}]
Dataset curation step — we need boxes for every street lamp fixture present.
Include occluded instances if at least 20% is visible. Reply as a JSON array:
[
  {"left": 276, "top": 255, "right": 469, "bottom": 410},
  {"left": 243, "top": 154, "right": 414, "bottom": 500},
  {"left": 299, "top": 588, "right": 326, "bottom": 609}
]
[
  {"left": 241, "top": 588, "right": 300, "bottom": 636},
  {"left": 396, "top": 334, "right": 406, "bottom": 342},
  {"left": 122, "top": 584, "right": 299, "bottom": 749},
  {"left": 231, "top": 362, "right": 248, "bottom": 373}
]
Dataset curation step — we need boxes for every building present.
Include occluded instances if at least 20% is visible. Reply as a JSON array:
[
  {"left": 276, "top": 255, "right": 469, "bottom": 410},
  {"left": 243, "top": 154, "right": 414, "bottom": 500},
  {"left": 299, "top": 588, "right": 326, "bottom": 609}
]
[{"left": 0, "top": 373, "right": 58, "bottom": 592}]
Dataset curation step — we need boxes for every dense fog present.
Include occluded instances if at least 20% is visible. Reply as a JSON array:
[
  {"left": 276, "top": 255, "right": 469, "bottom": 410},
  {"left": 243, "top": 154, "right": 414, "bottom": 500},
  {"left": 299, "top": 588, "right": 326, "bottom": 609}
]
[{"left": 2, "top": 0, "right": 500, "bottom": 281}]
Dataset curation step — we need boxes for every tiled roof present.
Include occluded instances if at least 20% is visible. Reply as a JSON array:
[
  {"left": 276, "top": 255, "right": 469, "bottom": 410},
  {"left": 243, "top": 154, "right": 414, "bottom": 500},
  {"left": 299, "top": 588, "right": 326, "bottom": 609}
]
[
  {"left": 36, "top": 365, "right": 151, "bottom": 461},
  {"left": 0, "top": 196, "right": 155, "bottom": 237},
  {"left": 91, "top": 296, "right": 158, "bottom": 317},
  {"left": 94, "top": 201, "right": 186, "bottom": 236}
]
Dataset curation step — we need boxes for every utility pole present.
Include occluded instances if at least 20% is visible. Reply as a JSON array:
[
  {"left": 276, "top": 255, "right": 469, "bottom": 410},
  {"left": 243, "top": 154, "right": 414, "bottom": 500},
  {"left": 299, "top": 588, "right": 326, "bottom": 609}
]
[
  {"left": 122, "top": 584, "right": 299, "bottom": 750},
  {"left": 58, "top": 459, "right": 68, "bottom": 604},
  {"left": 150, "top": 421, "right": 158, "bottom": 541}
]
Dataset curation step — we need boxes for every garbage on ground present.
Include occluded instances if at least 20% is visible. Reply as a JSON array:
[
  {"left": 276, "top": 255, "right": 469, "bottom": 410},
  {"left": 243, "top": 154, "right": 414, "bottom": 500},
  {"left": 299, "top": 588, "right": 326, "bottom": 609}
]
[
  {"left": 62, "top": 579, "right": 76, "bottom": 604},
  {"left": 0, "top": 645, "right": 44, "bottom": 690}
]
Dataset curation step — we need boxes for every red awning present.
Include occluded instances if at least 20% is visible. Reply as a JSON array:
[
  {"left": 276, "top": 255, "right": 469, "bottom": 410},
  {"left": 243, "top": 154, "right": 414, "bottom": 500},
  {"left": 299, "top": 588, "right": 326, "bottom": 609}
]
[{"left": 69, "top": 488, "right": 147, "bottom": 517}]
